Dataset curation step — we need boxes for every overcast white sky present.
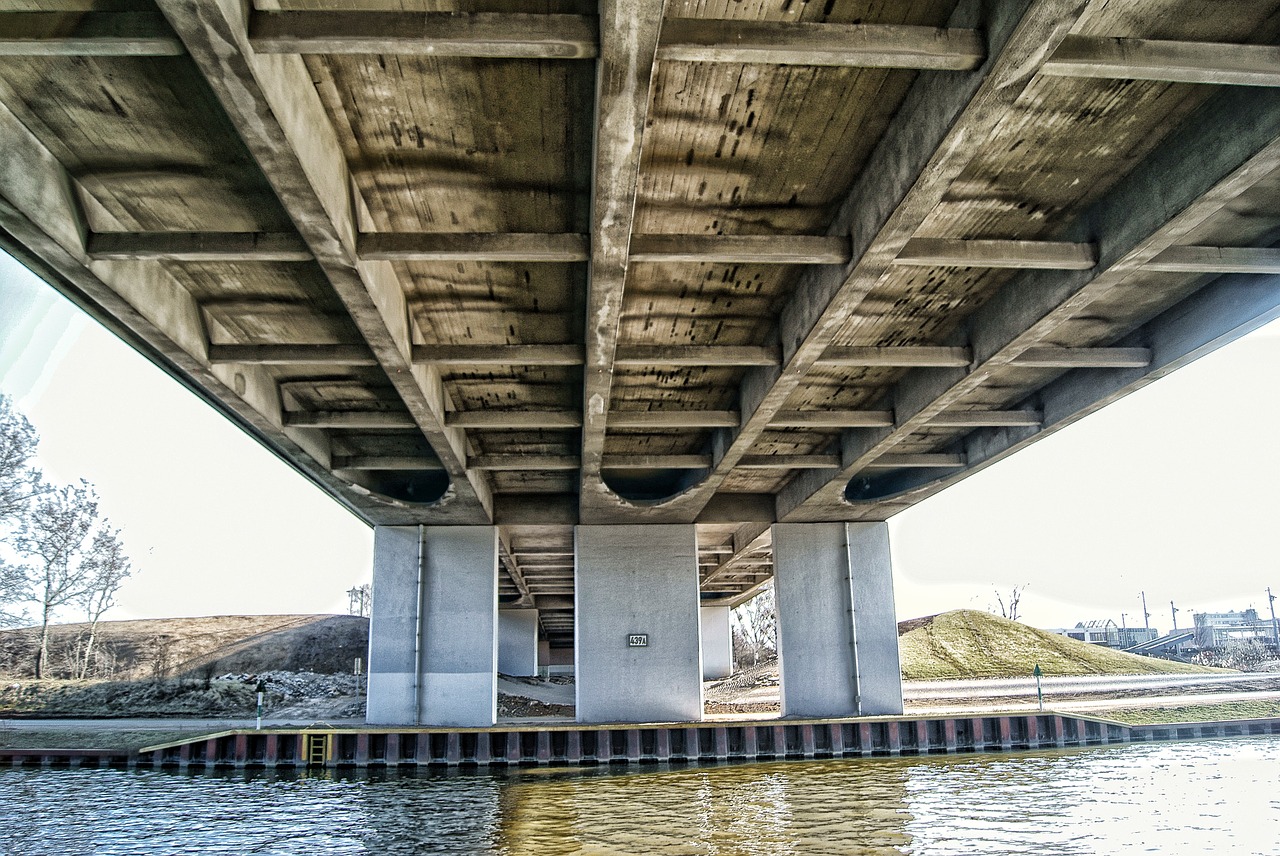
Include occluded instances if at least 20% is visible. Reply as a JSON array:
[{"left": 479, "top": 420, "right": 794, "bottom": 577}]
[{"left": 2, "top": 249, "right": 1279, "bottom": 632}]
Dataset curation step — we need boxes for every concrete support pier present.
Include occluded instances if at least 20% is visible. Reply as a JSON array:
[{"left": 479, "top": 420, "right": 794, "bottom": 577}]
[
  {"left": 773, "top": 522, "right": 904, "bottom": 717},
  {"left": 700, "top": 606, "right": 733, "bottom": 680},
  {"left": 367, "top": 526, "right": 499, "bottom": 727},
  {"left": 499, "top": 609, "right": 540, "bottom": 677},
  {"left": 574, "top": 525, "right": 703, "bottom": 723}
]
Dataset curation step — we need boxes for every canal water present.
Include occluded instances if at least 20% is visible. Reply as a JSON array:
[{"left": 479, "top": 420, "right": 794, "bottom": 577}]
[{"left": 2, "top": 736, "right": 1277, "bottom": 855}]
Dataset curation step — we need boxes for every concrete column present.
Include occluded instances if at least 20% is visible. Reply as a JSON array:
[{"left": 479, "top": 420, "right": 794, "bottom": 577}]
[
  {"left": 574, "top": 525, "right": 703, "bottom": 723},
  {"left": 772, "top": 522, "right": 903, "bottom": 717},
  {"left": 366, "top": 526, "right": 419, "bottom": 724},
  {"left": 366, "top": 525, "right": 499, "bottom": 727},
  {"left": 499, "top": 609, "right": 540, "bottom": 677},
  {"left": 700, "top": 606, "right": 733, "bottom": 680}
]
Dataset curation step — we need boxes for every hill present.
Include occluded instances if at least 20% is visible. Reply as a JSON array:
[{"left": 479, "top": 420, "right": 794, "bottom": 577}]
[
  {"left": 898, "top": 610, "right": 1222, "bottom": 680},
  {"left": 0, "top": 614, "right": 368, "bottom": 680}
]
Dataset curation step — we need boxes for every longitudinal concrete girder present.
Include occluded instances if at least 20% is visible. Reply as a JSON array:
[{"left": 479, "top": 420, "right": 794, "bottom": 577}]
[
  {"left": 599, "top": 0, "right": 1092, "bottom": 522},
  {"left": 779, "top": 82, "right": 1280, "bottom": 520},
  {"left": 579, "top": 0, "right": 667, "bottom": 514},
  {"left": 157, "top": 0, "right": 493, "bottom": 522},
  {"left": 4, "top": 1, "right": 1280, "bottom": 634}
]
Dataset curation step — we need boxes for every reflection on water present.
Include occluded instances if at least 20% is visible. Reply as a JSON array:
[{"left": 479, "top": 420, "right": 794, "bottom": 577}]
[{"left": 3, "top": 736, "right": 1278, "bottom": 855}]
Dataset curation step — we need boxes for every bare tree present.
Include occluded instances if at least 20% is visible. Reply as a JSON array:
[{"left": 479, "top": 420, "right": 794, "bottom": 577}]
[
  {"left": 993, "top": 584, "right": 1028, "bottom": 622},
  {"left": 731, "top": 582, "right": 777, "bottom": 667},
  {"left": 74, "top": 526, "right": 132, "bottom": 679},
  {"left": 14, "top": 481, "right": 100, "bottom": 678},
  {"left": 0, "top": 396, "right": 42, "bottom": 628},
  {"left": 347, "top": 583, "right": 371, "bottom": 618},
  {"left": 0, "top": 394, "right": 43, "bottom": 526},
  {"left": 0, "top": 562, "right": 27, "bottom": 629}
]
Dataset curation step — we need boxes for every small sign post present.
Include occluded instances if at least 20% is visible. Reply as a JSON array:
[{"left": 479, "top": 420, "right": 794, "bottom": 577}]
[
  {"left": 255, "top": 678, "right": 267, "bottom": 730},
  {"left": 1033, "top": 664, "right": 1043, "bottom": 711},
  {"left": 628, "top": 634, "right": 649, "bottom": 648}
]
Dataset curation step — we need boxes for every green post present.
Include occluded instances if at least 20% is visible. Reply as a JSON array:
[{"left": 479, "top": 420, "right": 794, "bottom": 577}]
[{"left": 1033, "top": 664, "right": 1043, "bottom": 711}]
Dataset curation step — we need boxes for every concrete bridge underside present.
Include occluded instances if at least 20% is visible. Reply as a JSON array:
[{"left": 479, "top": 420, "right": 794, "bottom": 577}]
[{"left": 4, "top": 1, "right": 1280, "bottom": 723}]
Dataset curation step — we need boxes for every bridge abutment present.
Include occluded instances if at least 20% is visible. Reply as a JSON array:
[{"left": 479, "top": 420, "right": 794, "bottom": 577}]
[{"left": 774, "top": 522, "right": 904, "bottom": 717}]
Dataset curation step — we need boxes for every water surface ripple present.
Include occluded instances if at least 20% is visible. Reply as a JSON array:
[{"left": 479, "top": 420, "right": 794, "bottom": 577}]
[{"left": 3, "top": 736, "right": 1277, "bottom": 855}]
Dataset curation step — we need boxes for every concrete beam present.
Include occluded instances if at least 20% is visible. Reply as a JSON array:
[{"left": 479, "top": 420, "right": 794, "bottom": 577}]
[
  {"left": 657, "top": 19, "right": 984, "bottom": 69},
  {"left": 283, "top": 410, "right": 417, "bottom": 429},
  {"left": 605, "top": 455, "right": 712, "bottom": 470},
  {"left": 893, "top": 238, "right": 1097, "bottom": 269},
  {"left": 0, "top": 11, "right": 184, "bottom": 56},
  {"left": 609, "top": 410, "right": 739, "bottom": 429},
  {"left": 737, "top": 455, "right": 839, "bottom": 469},
  {"left": 491, "top": 529, "right": 527, "bottom": 603},
  {"left": 876, "top": 270, "right": 1280, "bottom": 524},
  {"left": 86, "top": 231, "right": 310, "bottom": 261},
  {"left": 779, "top": 83, "right": 1280, "bottom": 519},
  {"left": 1043, "top": 36, "right": 1280, "bottom": 87},
  {"left": 864, "top": 454, "right": 966, "bottom": 469},
  {"left": 1144, "top": 245, "right": 1280, "bottom": 274},
  {"left": 412, "top": 344, "right": 583, "bottom": 366},
  {"left": 359, "top": 232, "right": 589, "bottom": 262},
  {"left": 249, "top": 11, "right": 598, "bottom": 59},
  {"left": 930, "top": 410, "right": 1042, "bottom": 428},
  {"left": 445, "top": 410, "right": 582, "bottom": 430},
  {"left": 613, "top": 345, "right": 779, "bottom": 366},
  {"left": 1015, "top": 347, "right": 1152, "bottom": 368},
  {"left": 158, "top": 0, "right": 493, "bottom": 522},
  {"left": 333, "top": 456, "right": 444, "bottom": 471},
  {"left": 629, "top": 234, "right": 851, "bottom": 264},
  {"left": 771, "top": 410, "right": 895, "bottom": 428},
  {"left": 578, "top": 0, "right": 667, "bottom": 504},
  {"left": 651, "top": 0, "right": 1090, "bottom": 522},
  {"left": 206, "top": 344, "right": 377, "bottom": 366},
  {"left": 816, "top": 346, "right": 971, "bottom": 367},
  {"left": 0, "top": 92, "right": 374, "bottom": 526}
]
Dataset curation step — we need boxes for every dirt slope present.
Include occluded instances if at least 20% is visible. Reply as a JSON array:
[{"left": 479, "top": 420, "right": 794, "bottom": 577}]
[
  {"left": 898, "top": 610, "right": 1222, "bottom": 680},
  {"left": 0, "top": 615, "right": 368, "bottom": 679}
]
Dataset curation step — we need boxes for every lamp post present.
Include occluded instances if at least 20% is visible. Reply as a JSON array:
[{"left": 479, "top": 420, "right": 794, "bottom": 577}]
[{"left": 1268, "top": 587, "right": 1279, "bottom": 651}]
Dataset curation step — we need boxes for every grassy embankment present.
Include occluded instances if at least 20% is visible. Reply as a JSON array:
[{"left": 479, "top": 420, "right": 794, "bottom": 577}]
[{"left": 898, "top": 610, "right": 1224, "bottom": 680}]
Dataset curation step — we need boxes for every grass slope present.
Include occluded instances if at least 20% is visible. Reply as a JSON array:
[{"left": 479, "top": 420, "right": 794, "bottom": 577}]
[
  {"left": 899, "top": 610, "right": 1224, "bottom": 680},
  {"left": 0, "top": 614, "right": 368, "bottom": 679}
]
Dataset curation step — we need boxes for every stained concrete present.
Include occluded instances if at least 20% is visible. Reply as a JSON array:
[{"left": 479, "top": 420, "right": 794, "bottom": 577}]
[
  {"left": 366, "top": 525, "right": 420, "bottom": 725},
  {"left": 773, "top": 522, "right": 903, "bottom": 717},
  {"left": 366, "top": 525, "right": 499, "bottom": 727},
  {"left": 574, "top": 524, "right": 703, "bottom": 722},
  {"left": 499, "top": 609, "right": 539, "bottom": 677},
  {"left": 419, "top": 526, "right": 499, "bottom": 726},
  {"left": 700, "top": 606, "right": 733, "bottom": 680}
]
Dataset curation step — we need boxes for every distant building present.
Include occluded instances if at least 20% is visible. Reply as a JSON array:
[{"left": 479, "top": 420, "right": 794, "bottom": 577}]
[
  {"left": 1045, "top": 620, "right": 1158, "bottom": 650},
  {"left": 1194, "top": 609, "right": 1278, "bottom": 648}
]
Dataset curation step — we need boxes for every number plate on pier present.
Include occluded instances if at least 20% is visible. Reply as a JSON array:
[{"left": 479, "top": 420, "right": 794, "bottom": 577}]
[{"left": 628, "top": 634, "right": 648, "bottom": 647}]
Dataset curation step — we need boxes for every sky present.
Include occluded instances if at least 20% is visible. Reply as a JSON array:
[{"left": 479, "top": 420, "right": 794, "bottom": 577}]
[{"left": 2, "top": 249, "right": 1279, "bottom": 632}]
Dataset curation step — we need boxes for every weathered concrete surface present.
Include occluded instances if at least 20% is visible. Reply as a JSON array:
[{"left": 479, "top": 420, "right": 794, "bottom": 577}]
[
  {"left": 419, "top": 526, "right": 499, "bottom": 726},
  {"left": 367, "top": 526, "right": 499, "bottom": 726},
  {"left": 366, "top": 526, "right": 420, "bottom": 725},
  {"left": 498, "top": 609, "right": 539, "bottom": 677},
  {"left": 773, "top": 522, "right": 903, "bottom": 717},
  {"left": 700, "top": 606, "right": 733, "bottom": 680},
  {"left": 574, "top": 525, "right": 703, "bottom": 722}
]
